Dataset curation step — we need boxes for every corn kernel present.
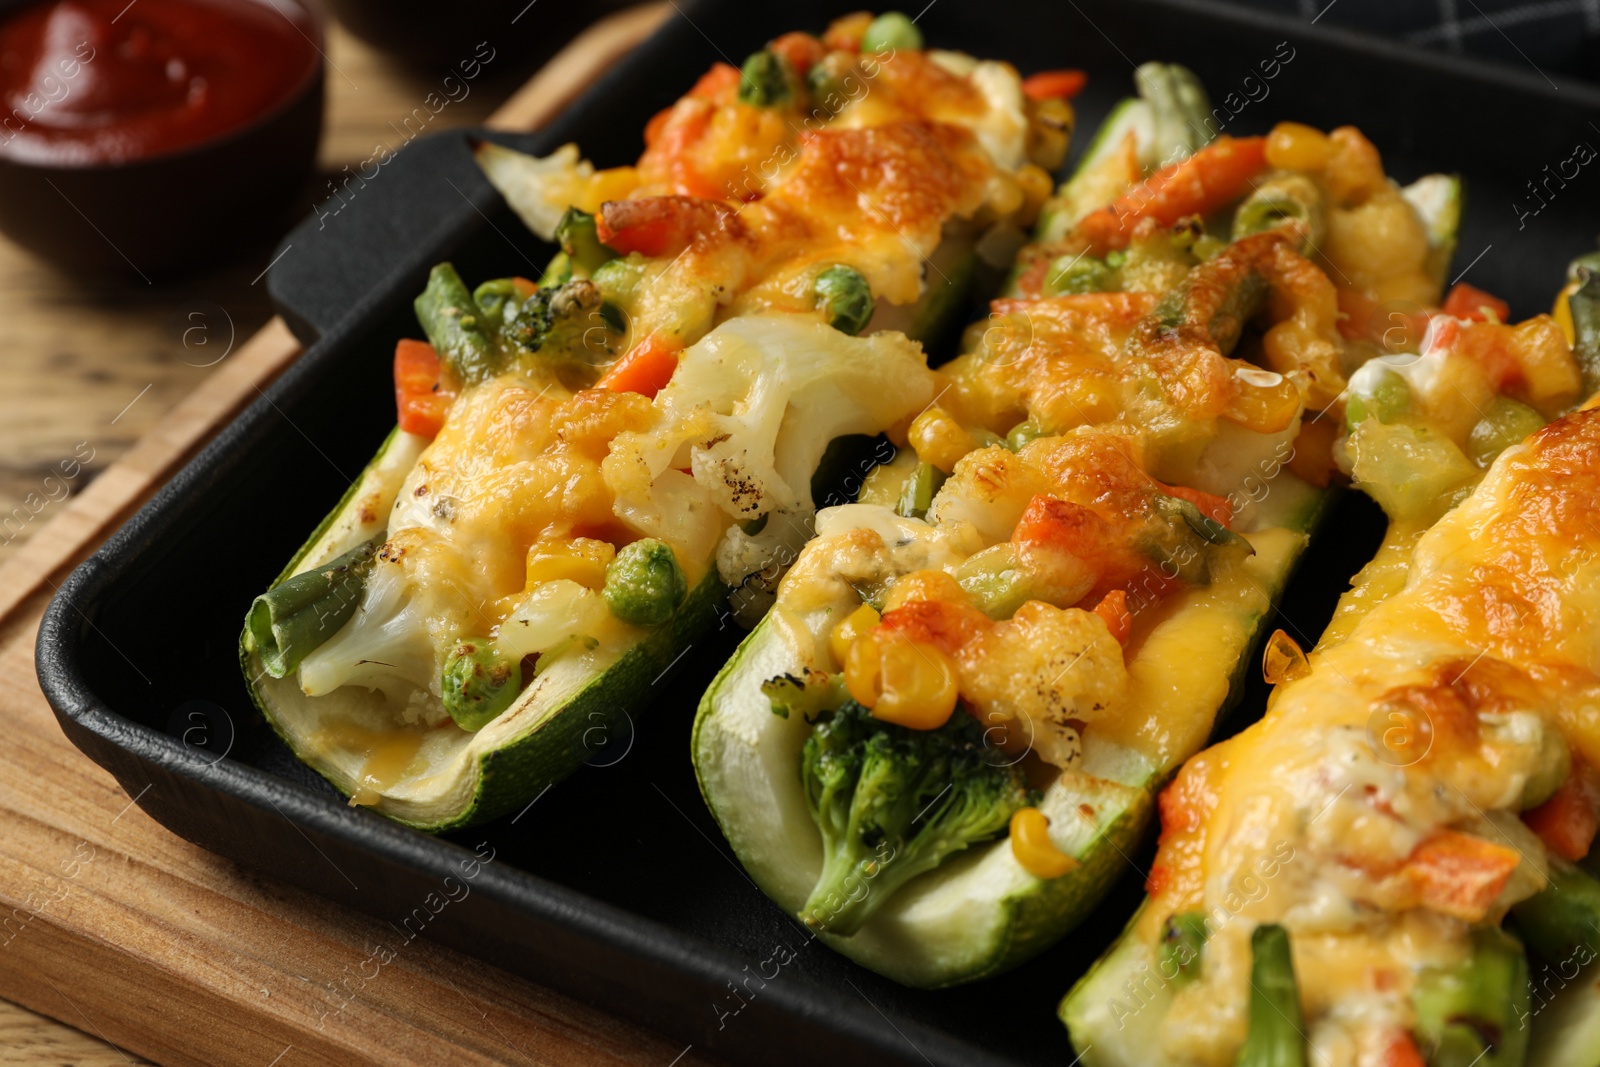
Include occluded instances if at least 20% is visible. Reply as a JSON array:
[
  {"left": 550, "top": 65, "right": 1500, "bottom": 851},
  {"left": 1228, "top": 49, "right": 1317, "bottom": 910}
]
[
  {"left": 1554, "top": 279, "right": 1580, "bottom": 348},
  {"left": 1261, "top": 628, "right": 1310, "bottom": 686},
  {"left": 1265, "top": 122, "right": 1332, "bottom": 172},
  {"left": 830, "top": 602, "right": 880, "bottom": 668},
  {"left": 881, "top": 569, "right": 969, "bottom": 612},
  {"left": 584, "top": 166, "right": 640, "bottom": 210},
  {"left": 1222, "top": 366, "right": 1301, "bottom": 434},
  {"left": 1013, "top": 163, "right": 1055, "bottom": 228},
  {"left": 909, "top": 407, "right": 979, "bottom": 473},
  {"left": 844, "top": 631, "right": 960, "bottom": 730},
  {"left": 1010, "top": 807, "right": 1077, "bottom": 879},
  {"left": 874, "top": 636, "right": 959, "bottom": 730},
  {"left": 844, "top": 631, "right": 882, "bottom": 708},
  {"left": 525, "top": 537, "right": 614, "bottom": 590}
]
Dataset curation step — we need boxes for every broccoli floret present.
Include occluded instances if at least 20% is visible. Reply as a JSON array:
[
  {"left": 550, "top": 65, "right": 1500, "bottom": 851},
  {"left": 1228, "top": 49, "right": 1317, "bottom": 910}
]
[
  {"left": 503, "top": 277, "right": 614, "bottom": 362},
  {"left": 603, "top": 538, "right": 688, "bottom": 626},
  {"left": 799, "top": 700, "right": 1032, "bottom": 936}
]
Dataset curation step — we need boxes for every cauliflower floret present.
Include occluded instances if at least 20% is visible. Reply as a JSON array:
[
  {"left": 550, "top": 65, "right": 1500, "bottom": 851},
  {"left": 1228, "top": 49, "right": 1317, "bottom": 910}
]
[
  {"left": 605, "top": 315, "right": 937, "bottom": 588},
  {"left": 926, "top": 444, "right": 1050, "bottom": 545},
  {"left": 299, "top": 560, "right": 440, "bottom": 706},
  {"left": 956, "top": 600, "right": 1128, "bottom": 767}
]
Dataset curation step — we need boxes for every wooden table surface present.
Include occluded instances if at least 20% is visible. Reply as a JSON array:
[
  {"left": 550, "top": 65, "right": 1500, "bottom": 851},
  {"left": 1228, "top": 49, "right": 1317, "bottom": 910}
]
[{"left": 0, "top": 14, "right": 656, "bottom": 1062}]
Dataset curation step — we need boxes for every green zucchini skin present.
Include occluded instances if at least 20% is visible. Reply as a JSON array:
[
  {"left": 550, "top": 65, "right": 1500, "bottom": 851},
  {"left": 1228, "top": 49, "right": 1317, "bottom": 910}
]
[
  {"left": 239, "top": 430, "right": 728, "bottom": 832},
  {"left": 690, "top": 484, "right": 1325, "bottom": 988}
]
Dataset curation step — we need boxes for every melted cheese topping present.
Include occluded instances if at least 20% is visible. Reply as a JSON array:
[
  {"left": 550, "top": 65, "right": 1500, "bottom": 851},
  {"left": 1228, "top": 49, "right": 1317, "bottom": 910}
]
[{"left": 1143, "top": 407, "right": 1600, "bottom": 1066}]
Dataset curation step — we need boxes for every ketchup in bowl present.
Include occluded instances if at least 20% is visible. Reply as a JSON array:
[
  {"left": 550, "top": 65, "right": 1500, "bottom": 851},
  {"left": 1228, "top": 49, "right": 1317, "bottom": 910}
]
[
  {"left": 0, "top": 0, "right": 319, "bottom": 165},
  {"left": 0, "top": 0, "right": 324, "bottom": 275}
]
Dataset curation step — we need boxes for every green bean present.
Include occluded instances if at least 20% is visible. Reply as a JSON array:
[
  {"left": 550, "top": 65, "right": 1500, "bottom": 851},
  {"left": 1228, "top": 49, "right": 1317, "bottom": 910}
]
[
  {"left": 555, "top": 207, "right": 618, "bottom": 274},
  {"left": 1565, "top": 265, "right": 1600, "bottom": 395},
  {"left": 247, "top": 536, "right": 383, "bottom": 678},
  {"left": 1160, "top": 912, "right": 1207, "bottom": 988},
  {"left": 1413, "top": 926, "right": 1530, "bottom": 1067},
  {"left": 895, "top": 462, "right": 947, "bottom": 521},
  {"left": 1234, "top": 924, "right": 1306, "bottom": 1067},
  {"left": 1232, "top": 173, "right": 1325, "bottom": 251},
  {"left": 415, "top": 263, "right": 501, "bottom": 386},
  {"left": 1512, "top": 856, "right": 1600, "bottom": 966}
]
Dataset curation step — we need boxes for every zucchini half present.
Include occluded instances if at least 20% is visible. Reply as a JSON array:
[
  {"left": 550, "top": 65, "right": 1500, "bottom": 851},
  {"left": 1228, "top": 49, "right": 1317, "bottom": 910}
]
[
  {"left": 240, "top": 428, "right": 728, "bottom": 831},
  {"left": 691, "top": 480, "right": 1327, "bottom": 987}
]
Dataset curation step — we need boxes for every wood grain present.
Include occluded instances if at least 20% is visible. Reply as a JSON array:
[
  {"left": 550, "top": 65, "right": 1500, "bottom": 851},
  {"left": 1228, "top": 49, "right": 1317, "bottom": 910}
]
[{"left": 0, "top": 6, "right": 714, "bottom": 1065}]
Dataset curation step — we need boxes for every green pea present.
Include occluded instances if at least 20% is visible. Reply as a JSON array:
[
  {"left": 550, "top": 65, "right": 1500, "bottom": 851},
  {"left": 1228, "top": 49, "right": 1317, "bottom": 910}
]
[
  {"left": 738, "top": 49, "right": 792, "bottom": 107},
  {"left": 860, "top": 11, "right": 922, "bottom": 53},
  {"left": 1046, "top": 254, "right": 1113, "bottom": 295},
  {"left": 1468, "top": 395, "right": 1545, "bottom": 467},
  {"left": 813, "top": 265, "right": 875, "bottom": 335},
  {"left": 442, "top": 637, "right": 522, "bottom": 732},
  {"left": 1345, "top": 367, "right": 1410, "bottom": 429},
  {"left": 1005, "top": 420, "right": 1043, "bottom": 451},
  {"left": 604, "top": 538, "right": 688, "bottom": 626}
]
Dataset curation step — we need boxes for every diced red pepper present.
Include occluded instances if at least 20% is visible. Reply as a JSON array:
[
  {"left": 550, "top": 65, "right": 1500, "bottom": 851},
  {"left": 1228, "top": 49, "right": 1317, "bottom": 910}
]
[
  {"left": 1442, "top": 282, "right": 1511, "bottom": 324},
  {"left": 393, "top": 339, "right": 454, "bottom": 438},
  {"left": 1524, "top": 758, "right": 1600, "bottom": 862},
  {"left": 596, "top": 195, "right": 731, "bottom": 258},
  {"left": 876, "top": 598, "right": 989, "bottom": 657}
]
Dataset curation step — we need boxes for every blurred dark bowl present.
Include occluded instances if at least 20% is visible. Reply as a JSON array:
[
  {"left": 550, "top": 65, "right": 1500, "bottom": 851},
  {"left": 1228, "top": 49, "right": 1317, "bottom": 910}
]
[
  {"left": 323, "top": 0, "right": 630, "bottom": 69},
  {"left": 0, "top": 0, "right": 325, "bottom": 278}
]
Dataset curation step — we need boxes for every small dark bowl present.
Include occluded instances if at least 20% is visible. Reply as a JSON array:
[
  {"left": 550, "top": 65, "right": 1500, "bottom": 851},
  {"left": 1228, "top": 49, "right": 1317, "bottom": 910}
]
[{"left": 0, "top": 0, "right": 325, "bottom": 278}]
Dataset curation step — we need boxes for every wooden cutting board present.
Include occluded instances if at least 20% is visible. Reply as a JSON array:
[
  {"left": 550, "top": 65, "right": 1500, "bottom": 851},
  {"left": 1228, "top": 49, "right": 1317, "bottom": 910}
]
[{"left": 0, "top": 6, "right": 720, "bottom": 1065}]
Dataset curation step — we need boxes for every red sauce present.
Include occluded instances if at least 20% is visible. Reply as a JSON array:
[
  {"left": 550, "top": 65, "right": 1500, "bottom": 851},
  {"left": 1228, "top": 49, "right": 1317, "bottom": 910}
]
[{"left": 0, "top": 0, "right": 318, "bottom": 165}]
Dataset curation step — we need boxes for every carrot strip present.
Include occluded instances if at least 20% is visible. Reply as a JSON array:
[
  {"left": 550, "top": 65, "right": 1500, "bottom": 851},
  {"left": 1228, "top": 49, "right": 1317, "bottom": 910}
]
[
  {"left": 597, "top": 334, "right": 681, "bottom": 397},
  {"left": 1399, "top": 829, "right": 1521, "bottom": 921},
  {"left": 1022, "top": 69, "right": 1088, "bottom": 101},
  {"left": 1074, "top": 136, "right": 1270, "bottom": 253},
  {"left": 1092, "top": 589, "right": 1132, "bottom": 645}
]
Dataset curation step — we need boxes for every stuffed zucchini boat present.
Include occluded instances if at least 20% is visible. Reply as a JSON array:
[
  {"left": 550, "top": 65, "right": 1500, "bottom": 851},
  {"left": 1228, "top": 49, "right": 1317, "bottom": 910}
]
[
  {"left": 239, "top": 13, "right": 1075, "bottom": 831},
  {"left": 692, "top": 96, "right": 1465, "bottom": 986},
  {"left": 1061, "top": 270, "right": 1596, "bottom": 1066}
]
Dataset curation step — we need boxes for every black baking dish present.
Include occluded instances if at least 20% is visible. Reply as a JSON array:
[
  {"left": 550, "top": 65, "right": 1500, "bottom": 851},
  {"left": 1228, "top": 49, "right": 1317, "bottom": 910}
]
[{"left": 37, "top": 2, "right": 1600, "bottom": 1064}]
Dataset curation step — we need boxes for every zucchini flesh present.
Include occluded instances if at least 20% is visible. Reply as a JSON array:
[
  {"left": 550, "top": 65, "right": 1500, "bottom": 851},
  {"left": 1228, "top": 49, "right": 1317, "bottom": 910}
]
[{"left": 692, "top": 478, "right": 1325, "bottom": 987}]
